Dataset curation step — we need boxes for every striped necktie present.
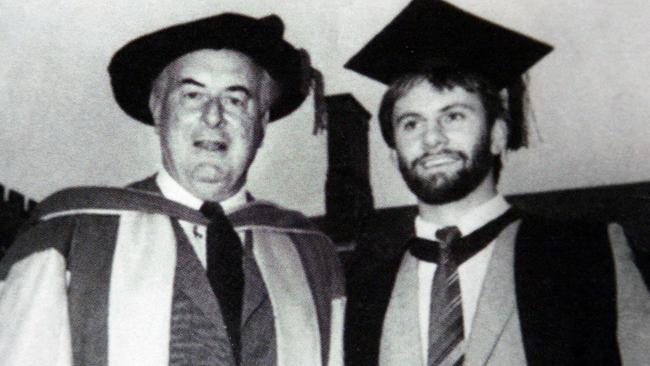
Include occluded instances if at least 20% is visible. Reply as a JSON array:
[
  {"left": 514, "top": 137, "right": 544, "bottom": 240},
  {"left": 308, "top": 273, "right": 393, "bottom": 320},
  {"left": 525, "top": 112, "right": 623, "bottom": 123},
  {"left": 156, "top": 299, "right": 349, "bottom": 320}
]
[
  {"left": 409, "top": 209, "right": 519, "bottom": 366},
  {"left": 426, "top": 226, "right": 464, "bottom": 366}
]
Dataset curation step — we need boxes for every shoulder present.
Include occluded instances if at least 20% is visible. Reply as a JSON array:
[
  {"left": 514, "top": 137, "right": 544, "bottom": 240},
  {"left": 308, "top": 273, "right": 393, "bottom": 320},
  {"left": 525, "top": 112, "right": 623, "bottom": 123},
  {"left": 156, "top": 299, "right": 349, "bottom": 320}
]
[
  {"left": 232, "top": 200, "right": 343, "bottom": 286},
  {"left": 0, "top": 202, "right": 122, "bottom": 280},
  {"left": 31, "top": 184, "right": 206, "bottom": 226},
  {"left": 32, "top": 186, "right": 157, "bottom": 221},
  {"left": 515, "top": 216, "right": 641, "bottom": 265},
  {"left": 230, "top": 199, "right": 337, "bottom": 258},
  {"left": 517, "top": 215, "right": 610, "bottom": 251},
  {"left": 12, "top": 182, "right": 148, "bottom": 235},
  {"left": 515, "top": 215, "right": 649, "bottom": 296},
  {"left": 232, "top": 200, "right": 339, "bottom": 264},
  {"left": 31, "top": 174, "right": 158, "bottom": 223},
  {"left": 229, "top": 200, "right": 325, "bottom": 236},
  {"left": 3, "top": 185, "right": 198, "bottom": 268},
  {"left": 520, "top": 213, "right": 608, "bottom": 235},
  {"left": 513, "top": 215, "right": 616, "bottom": 293}
]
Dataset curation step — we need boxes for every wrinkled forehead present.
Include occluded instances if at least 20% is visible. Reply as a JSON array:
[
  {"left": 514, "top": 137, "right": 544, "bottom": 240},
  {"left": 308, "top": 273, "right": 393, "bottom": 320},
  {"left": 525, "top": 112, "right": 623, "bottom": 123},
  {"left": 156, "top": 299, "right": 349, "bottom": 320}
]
[{"left": 154, "top": 49, "right": 277, "bottom": 100}]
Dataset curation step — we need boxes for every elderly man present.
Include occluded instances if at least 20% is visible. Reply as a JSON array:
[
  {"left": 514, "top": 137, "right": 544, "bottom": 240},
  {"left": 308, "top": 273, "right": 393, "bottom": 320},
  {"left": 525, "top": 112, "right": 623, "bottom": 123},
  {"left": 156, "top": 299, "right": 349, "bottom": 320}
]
[
  {"left": 0, "top": 13, "right": 344, "bottom": 366},
  {"left": 344, "top": 1, "right": 649, "bottom": 365}
]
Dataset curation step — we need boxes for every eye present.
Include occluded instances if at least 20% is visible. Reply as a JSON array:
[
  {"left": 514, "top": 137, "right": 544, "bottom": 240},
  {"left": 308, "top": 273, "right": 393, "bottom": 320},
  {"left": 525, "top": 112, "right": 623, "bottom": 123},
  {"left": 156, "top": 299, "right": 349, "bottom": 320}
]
[
  {"left": 441, "top": 111, "right": 466, "bottom": 124},
  {"left": 223, "top": 95, "right": 244, "bottom": 106},
  {"left": 402, "top": 119, "right": 419, "bottom": 131},
  {"left": 181, "top": 90, "right": 200, "bottom": 99},
  {"left": 180, "top": 90, "right": 208, "bottom": 107}
]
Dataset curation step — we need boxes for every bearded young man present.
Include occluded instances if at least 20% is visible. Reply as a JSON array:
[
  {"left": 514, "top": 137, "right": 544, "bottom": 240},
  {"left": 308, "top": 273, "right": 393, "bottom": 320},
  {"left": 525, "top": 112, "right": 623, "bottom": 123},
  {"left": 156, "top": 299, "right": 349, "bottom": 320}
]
[
  {"left": 0, "top": 13, "right": 344, "bottom": 366},
  {"left": 344, "top": 1, "right": 650, "bottom": 365}
]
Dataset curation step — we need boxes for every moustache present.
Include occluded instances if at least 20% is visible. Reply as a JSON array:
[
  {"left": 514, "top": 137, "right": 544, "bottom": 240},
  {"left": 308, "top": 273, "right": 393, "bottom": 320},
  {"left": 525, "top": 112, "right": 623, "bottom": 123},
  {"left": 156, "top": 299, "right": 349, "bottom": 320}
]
[{"left": 411, "top": 150, "right": 467, "bottom": 169}]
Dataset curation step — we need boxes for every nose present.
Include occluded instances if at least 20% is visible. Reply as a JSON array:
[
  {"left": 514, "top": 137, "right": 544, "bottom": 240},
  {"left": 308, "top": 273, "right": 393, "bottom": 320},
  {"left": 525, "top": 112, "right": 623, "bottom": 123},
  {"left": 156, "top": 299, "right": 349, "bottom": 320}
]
[
  {"left": 422, "top": 121, "right": 448, "bottom": 148},
  {"left": 202, "top": 98, "right": 224, "bottom": 129}
]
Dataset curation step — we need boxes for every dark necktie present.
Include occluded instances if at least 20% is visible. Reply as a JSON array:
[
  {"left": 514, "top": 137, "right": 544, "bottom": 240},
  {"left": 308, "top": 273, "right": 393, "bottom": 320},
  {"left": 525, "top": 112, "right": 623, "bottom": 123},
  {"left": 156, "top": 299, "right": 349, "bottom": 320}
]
[
  {"left": 409, "top": 208, "right": 519, "bottom": 366},
  {"left": 200, "top": 201, "right": 245, "bottom": 364}
]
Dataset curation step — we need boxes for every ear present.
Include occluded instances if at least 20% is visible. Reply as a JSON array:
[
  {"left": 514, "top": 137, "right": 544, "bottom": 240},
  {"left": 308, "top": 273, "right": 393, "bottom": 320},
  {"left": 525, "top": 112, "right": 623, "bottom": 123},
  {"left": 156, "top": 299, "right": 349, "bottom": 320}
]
[
  {"left": 148, "top": 92, "right": 162, "bottom": 135},
  {"left": 254, "top": 111, "right": 270, "bottom": 148},
  {"left": 389, "top": 148, "right": 398, "bottom": 167},
  {"left": 490, "top": 118, "right": 508, "bottom": 155},
  {"left": 261, "top": 110, "right": 270, "bottom": 130}
]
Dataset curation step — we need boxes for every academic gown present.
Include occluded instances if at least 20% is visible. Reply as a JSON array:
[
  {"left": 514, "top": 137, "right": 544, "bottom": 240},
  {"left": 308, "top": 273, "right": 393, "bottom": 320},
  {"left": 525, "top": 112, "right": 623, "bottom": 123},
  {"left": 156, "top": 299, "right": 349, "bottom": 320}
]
[
  {"left": 0, "top": 177, "right": 346, "bottom": 366},
  {"left": 346, "top": 215, "right": 650, "bottom": 366}
]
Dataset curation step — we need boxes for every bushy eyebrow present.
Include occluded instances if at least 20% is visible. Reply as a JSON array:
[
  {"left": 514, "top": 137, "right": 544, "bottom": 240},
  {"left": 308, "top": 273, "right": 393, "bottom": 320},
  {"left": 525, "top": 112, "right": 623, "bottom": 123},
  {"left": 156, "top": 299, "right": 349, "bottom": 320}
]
[
  {"left": 179, "top": 78, "right": 205, "bottom": 88},
  {"left": 440, "top": 102, "right": 476, "bottom": 112},
  {"left": 178, "top": 78, "right": 252, "bottom": 98},
  {"left": 395, "top": 112, "right": 423, "bottom": 125},
  {"left": 394, "top": 102, "right": 477, "bottom": 124},
  {"left": 224, "top": 85, "right": 251, "bottom": 97}
]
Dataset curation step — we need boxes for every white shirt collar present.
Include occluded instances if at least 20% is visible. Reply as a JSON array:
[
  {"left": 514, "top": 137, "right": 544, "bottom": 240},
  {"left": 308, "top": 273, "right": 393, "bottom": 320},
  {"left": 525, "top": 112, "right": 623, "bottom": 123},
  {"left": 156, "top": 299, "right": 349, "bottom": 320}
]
[
  {"left": 414, "top": 194, "right": 511, "bottom": 239},
  {"left": 156, "top": 169, "right": 248, "bottom": 214}
]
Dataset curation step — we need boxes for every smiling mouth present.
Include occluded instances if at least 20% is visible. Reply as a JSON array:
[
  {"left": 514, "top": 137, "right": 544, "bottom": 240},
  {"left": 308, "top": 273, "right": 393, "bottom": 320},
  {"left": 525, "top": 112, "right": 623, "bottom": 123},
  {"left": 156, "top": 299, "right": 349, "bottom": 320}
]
[
  {"left": 415, "top": 154, "right": 460, "bottom": 169},
  {"left": 194, "top": 140, "right": 228, "bottom": 152}
]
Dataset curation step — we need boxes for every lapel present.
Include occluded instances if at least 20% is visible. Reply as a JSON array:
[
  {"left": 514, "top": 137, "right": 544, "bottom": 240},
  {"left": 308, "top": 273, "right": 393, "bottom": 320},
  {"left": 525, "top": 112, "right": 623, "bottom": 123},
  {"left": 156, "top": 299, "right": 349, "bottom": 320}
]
[
  {"left": 170, "top": 220, "right": 236, "bottom": 364},
  {"left": 379, "top": 252, "right": 423, "bottom": 366},
  {"left": 133, "top": 175, "right": 230, "bottom": 332},
  {"left": 131, "top": 174, "right": 275, "bottom": 364},
  {"left": 130, "top": 175, "right": 219, "bottom": 320},
  {"left": 241, "top": 231, "right": 269, "bottom": 327},
  {"left": 465, "top": 220, "right": 521, "bottom": 366}
]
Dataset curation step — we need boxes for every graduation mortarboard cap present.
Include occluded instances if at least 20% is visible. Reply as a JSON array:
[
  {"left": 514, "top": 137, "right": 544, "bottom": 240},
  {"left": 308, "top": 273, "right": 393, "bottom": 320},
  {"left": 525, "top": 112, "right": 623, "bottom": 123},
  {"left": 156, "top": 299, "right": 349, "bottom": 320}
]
[
  {"left": 109, "top": 13, "right": 319, "bottom": 125},
  {"left": 345, "top": 0, "right": 553, "bottom": 149}
]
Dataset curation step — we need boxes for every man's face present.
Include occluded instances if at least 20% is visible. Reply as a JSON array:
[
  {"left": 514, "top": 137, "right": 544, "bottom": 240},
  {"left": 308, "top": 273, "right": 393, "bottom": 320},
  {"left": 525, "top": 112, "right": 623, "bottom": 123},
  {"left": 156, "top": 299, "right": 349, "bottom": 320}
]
[
  {"left": 391, "top": 81, "right": 504, "bottom": 204},
  {"left": 150, "top": 49, "right": 276, "bottom": 201}
]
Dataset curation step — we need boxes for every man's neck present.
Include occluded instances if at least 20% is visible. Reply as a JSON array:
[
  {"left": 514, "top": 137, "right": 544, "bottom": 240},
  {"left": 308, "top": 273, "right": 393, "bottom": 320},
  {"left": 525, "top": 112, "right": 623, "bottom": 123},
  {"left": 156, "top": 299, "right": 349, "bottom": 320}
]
[{"left": 417, "top": 176, "right": 498, "bottom": 226}]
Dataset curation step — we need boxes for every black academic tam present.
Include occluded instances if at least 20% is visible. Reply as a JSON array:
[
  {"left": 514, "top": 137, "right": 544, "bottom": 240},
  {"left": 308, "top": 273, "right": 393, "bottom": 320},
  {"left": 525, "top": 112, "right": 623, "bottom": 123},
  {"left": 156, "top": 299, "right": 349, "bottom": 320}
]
[{"left": 108, "top": 13, "right": 310, "bottom": 125}]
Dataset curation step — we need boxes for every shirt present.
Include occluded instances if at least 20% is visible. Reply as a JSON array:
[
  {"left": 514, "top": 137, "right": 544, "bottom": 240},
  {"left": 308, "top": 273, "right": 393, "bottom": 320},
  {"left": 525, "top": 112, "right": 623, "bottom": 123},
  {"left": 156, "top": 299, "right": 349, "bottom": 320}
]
[
  {"left": 416, "top": 195, "right": 510, "bottom": 363},
  {"left": 156, "top": 169, "right": 247, "bottom": 268}
]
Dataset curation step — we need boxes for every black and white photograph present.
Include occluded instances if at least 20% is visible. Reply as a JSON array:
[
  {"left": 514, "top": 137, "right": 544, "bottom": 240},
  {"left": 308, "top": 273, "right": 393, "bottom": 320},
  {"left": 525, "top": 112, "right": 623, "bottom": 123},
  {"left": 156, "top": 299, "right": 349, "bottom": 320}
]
[{"left": 1, "top": 0, "right": 649, "bottom": 365}]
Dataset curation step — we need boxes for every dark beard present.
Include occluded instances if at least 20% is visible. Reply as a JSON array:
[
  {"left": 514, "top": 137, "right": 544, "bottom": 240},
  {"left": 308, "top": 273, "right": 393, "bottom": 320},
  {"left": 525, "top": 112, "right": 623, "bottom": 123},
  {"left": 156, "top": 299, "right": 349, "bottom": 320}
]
[{"left": 398, "top": 138, "right": 495, "bottom": 205}]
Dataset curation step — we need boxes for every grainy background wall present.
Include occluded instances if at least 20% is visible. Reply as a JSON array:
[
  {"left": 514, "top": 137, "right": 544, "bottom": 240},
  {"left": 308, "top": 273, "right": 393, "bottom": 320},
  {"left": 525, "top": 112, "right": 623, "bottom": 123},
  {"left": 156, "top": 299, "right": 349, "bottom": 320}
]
[{"left": 2, "top": 0, "right": 649, "bottom": 216}]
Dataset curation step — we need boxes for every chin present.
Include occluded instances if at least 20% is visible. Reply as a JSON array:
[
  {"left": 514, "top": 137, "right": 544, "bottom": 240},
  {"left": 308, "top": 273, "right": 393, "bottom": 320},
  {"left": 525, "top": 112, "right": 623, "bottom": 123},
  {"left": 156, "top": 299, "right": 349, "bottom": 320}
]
[
  {"left": 197, "top": 175, "right": 248, "bottom": 201},
  {"left": 190, "top": 182, "right": 227, "bottom": 201},
  {"left": 417, "top": 184, "right": 474, "bottom": 204},
  {"left": 403, "top": 165, "right": 492, "bottom": 205}
]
